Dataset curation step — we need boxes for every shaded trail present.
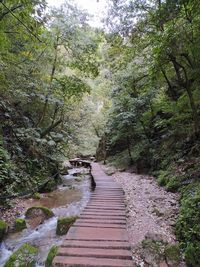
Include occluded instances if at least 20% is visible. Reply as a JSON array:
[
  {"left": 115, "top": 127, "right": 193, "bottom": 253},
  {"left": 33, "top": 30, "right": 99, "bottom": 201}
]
[{"left": 53, "top": 163, "right": 134, "bottom": 267}]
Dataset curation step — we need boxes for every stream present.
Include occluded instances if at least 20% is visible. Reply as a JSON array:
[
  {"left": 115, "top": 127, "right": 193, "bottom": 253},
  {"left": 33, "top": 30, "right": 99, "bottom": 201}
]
[{"left": 0, "top": 167, "right": 91, "bottom": 267}]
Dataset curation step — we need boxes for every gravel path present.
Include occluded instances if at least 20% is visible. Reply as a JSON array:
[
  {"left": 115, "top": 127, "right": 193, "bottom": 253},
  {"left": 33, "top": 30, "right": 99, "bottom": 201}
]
[{"left": 111, "top": 170, "right": 182, "bottom": 267}]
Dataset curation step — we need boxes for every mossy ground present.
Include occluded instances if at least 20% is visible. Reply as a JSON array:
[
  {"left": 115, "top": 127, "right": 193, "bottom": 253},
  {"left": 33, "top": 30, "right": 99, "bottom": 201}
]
[
  {"left": 4, "top": 243, "right": 38, "bottom": 267},
  {"left": 56, "top": 216, "right": 78, "bottom": 235},
  {"left": 45, "top": 245, "right": 58, "bottom": 267}
]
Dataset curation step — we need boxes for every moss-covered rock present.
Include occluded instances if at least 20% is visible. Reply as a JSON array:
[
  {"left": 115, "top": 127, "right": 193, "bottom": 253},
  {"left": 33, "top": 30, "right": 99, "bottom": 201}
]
[
  {"left": 4, "top": 243, "right": 38, "bottom": 267},
  {"left": 0, "top": 220, "right": 7, "bottom": 241},
  {"left": 56, "top": 216, "right": 78, "bottom": 235},
  {"left": 165, "top": 244, "right": 181, "bottom": 266},
  {"left": 14, "top": 218, "right": 27, "bottom": 232},
  {"left": 141, "top": 237, "right": 166, "bottom": 267},
  {"left": 25, "top": 206, "right": 54, "bottom": 219},
  {"left": 75, "top": 177, "right": 82, "bottom": 182},
  {"left": 32, "top": 192, "right": 41, "bottom": 199},
  {"left": 45, "top": 245, "right": 58, "bottom": 267}
]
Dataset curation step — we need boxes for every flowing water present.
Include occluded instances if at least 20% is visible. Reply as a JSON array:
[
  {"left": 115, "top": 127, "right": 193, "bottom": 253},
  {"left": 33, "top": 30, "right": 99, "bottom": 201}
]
[{"left": 0, "top": 167, "right": 91, "bottom": 266}]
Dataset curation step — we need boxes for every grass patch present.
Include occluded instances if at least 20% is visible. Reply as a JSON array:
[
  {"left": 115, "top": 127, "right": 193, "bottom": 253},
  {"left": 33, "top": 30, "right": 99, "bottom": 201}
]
[{"left": 45, "top": 245, "right": 58, "bottom": 267}]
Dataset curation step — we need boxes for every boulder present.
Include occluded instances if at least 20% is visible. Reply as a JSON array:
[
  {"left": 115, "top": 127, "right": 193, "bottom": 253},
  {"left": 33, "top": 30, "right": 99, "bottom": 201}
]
[
  {"left": 25, "top": 206, "right": 54, "bottom": 227},
  {"left": 14, "top": 218, "right": 27, "bottom": 232},
  {"left": 56, "top": 216, "right": 77, "bottom": 235}
]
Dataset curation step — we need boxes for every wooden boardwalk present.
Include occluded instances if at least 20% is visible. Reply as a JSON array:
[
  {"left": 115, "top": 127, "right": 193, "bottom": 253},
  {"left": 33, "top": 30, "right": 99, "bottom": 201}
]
[{"left": 53, "top": 163, "right": 134, "bottom": 267}]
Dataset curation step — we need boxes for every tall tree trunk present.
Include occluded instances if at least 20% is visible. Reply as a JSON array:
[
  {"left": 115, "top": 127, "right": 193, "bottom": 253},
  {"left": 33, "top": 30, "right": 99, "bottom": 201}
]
[
  {"left": 127, "top": 136, "right": 133, "bottom": 164},
  {"left": 36, "top": 36, "right": 59, "bottom": 127},
  {"left": 169, "top": 55, "right": 199, "bottom": 133},
  {"left": 40, "top": 119, "right": 62, "bottom": 138},
  {"left": 185, "top": 85, "right": 199, "bottom": 134}
]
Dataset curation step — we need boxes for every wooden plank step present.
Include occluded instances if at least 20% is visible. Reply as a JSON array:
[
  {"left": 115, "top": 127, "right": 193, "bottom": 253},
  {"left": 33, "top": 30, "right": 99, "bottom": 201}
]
[
  {"left": 61, "top": 240, "right": 131, "bottom": 249},
  {"left": 76, "top": 219, "right": 126, "bottom": 224},
  {"left": 53, "top": 256, "right": 134, "bottom": 267},
  {"left": 73, "top": 223, "right": 126, "bottom": 229},
  {"left": 57, "top": 247, "right": 132, "bottom": 259},
  {"left": 66, "top": 227, "right": 129, "bottom": 241},
  {"left": 53, "top": 163, "right": 133, "bottom": 267}
]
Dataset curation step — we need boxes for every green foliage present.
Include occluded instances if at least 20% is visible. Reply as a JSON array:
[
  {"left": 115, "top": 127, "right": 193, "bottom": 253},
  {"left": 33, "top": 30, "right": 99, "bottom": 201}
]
[
  {"left": 157, "top": 170, "right": 169, "bottom": 186},
  {"left": 45, "top": 245, "right": 58, "bottom": 267},
  {"left": 164, "top": 244, "right": 181, "bottom": 264},
  {"left": 0, "top": 220, "right": 7, "bottom": 241},
  {"left": 4, "top": 243, "right": 38, "bottom": 267},
  {"left": 0, "top": 0, "right": 102, "bottom": 198},
  {"left": 41, "top": 180, "right": 57, "bottom": 193},
  {"left": 0, "top": 142, "right": 12, "bottom": 194},
  {"left": 56, "top": 216, "right": 78, "bottom": 235},
  {"left": 142, "top": 238, "right": 165, "bottom": 254},
  {"left": 107, "top": 149, "right": 133, "bottom": 169},
  {"left": 32, "top": 192, "right": 41, "bottom": 199},
  {"left": 14, "top": 218, "right": 27, "bottom": 232},
  {"left": 176, "top": 184, "right": 200, "bottom": 267},
  {"left": 166, "top": 176, "right": 180, "bottom": 192},
  {"left": 102, "top": 0, "right": 200, "bottom": 263}
]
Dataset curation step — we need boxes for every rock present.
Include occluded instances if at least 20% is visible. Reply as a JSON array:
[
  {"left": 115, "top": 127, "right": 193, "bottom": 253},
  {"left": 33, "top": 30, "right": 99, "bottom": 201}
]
[
  {"left": 0, "top": 220, "right": 8, "bottom": 241},
  {"left": 104, "top": 166, "right": 116, "bottom": 175},
  {"left": 118, "top": 168, "right": 126, "bottom": 172},
  {"left": 59, "top": 162, "right": 69, "bottom": 175},
  {"left": 13, "top": 218, "right": 27, "bottom": 232},
  {"left": 73, "top": 172, "right": 82, "bottom": 177},
  {"left": 56, "top": 216, "right": 78, "bottom": 235},
  {"left": 159, "top": 261, "right": 169, "bottom": 267},
  {"left": 152, "top": 208, "right": 164, "bottom": 217},
  {"left": 145, "top": 231, "right": 168, "bottom": 243},
  {"left": 4, "top": 243, "right": 38, "bottom": 267},
  {"left": 141, "top": 238, "right": 166, "bottom": 267},
  {"left": 45, "top": 245, "right": 58, "bottom": 267},
  {"left": 25, "top": 206, "right": 54, "bottom": 220}
]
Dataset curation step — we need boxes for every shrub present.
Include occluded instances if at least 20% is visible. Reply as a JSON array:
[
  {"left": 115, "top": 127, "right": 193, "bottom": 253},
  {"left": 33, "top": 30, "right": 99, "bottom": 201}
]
[
  {"left": 164, "top": 244, "right": 181, "bottom": 264},
  {"left": 175, "top": 185, "right": 200, "bottom": 267},
  {"left": 166, "top": 176, "right": 180, "bottom": 192},
  {"left": 157, "top": 170, "right": 169, "bottom": 186},
  {"left": 4, "top": 243, "right": 38, "bottom": 267}
]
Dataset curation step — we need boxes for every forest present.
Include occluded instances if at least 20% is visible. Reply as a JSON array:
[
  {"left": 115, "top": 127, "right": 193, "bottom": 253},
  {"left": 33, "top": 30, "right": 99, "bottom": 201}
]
[{"left": 0, "top": 0, "right": 200, "bottom": 266}]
